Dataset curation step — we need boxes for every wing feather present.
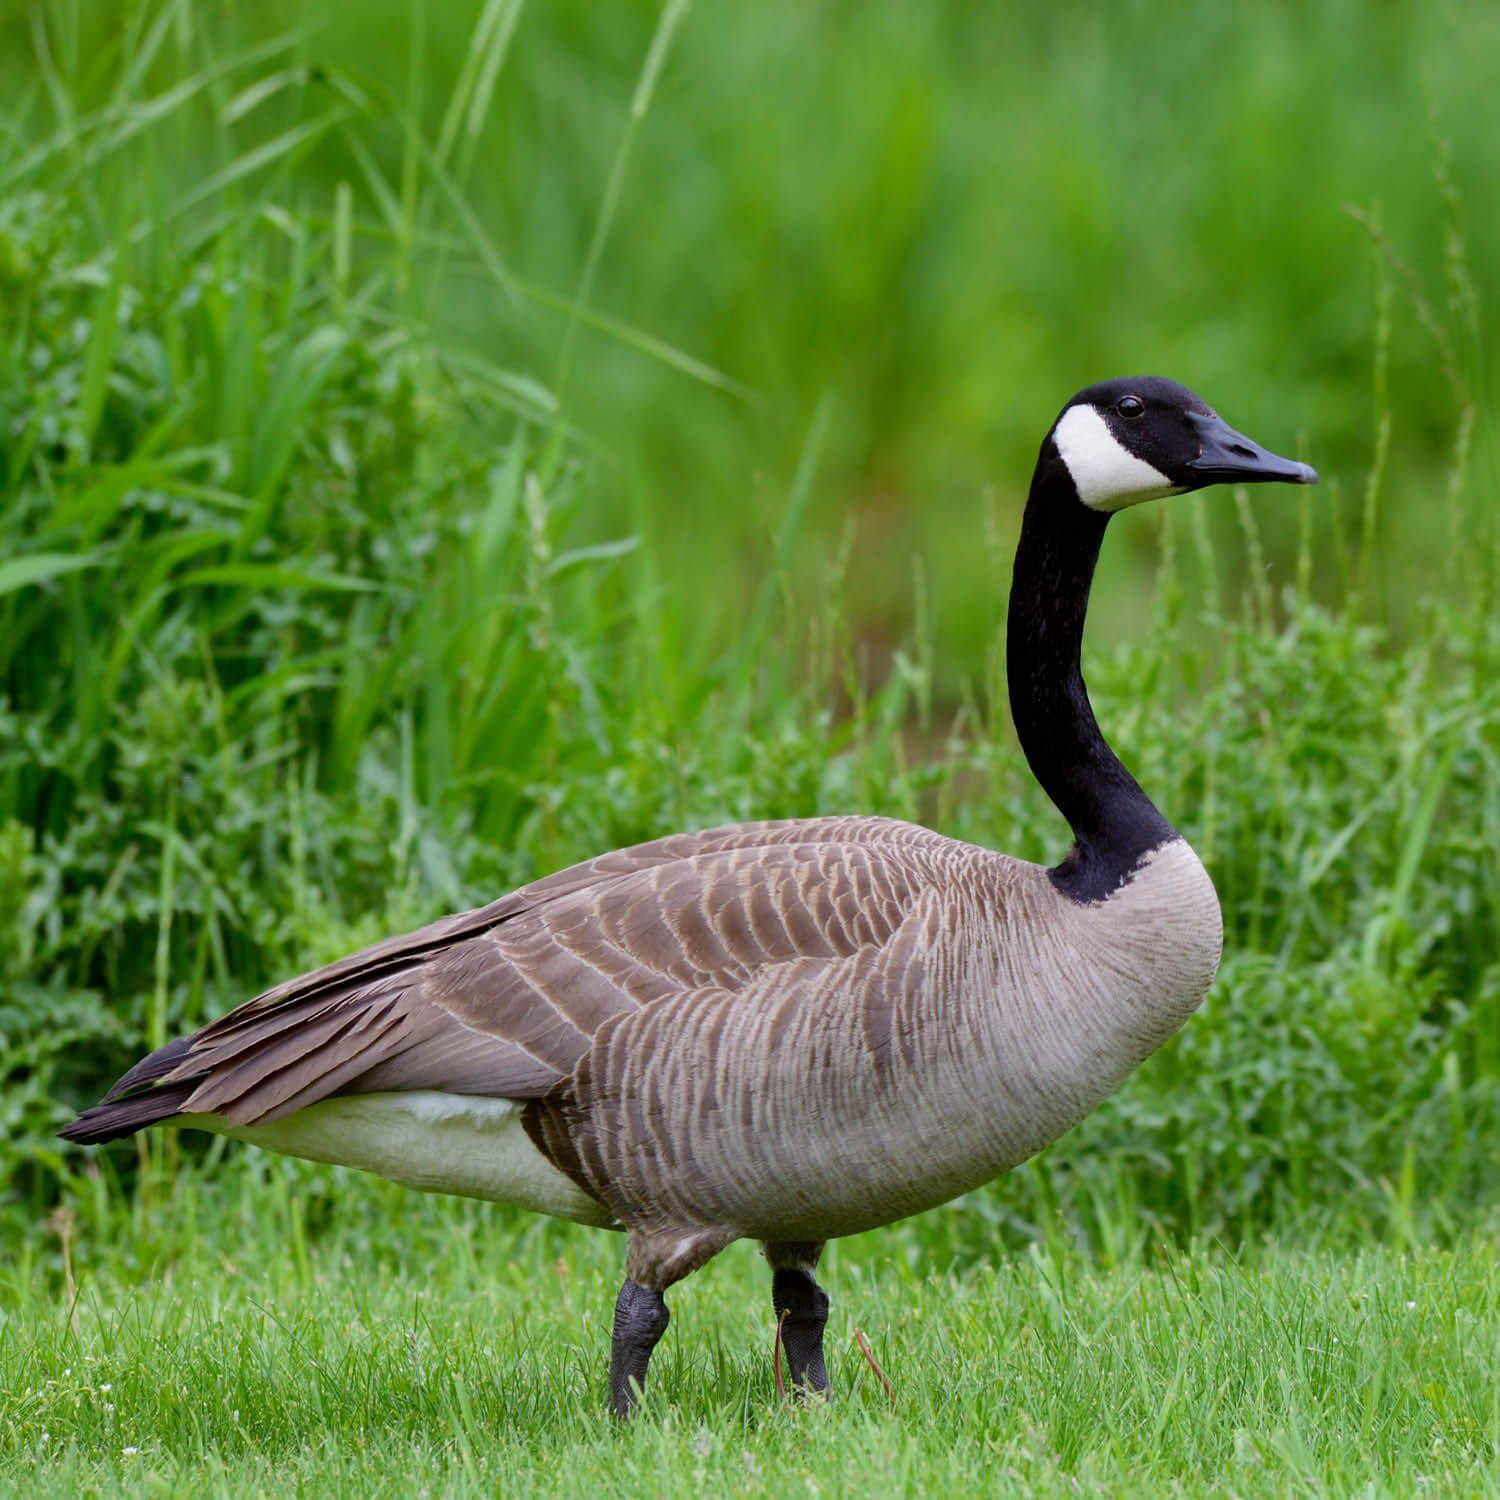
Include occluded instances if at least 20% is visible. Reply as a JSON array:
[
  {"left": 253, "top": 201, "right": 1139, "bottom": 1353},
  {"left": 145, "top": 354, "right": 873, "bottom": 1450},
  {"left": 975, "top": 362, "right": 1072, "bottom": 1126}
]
[{"left": 87, "top": 816, "right": 965, "bottom": 1132}]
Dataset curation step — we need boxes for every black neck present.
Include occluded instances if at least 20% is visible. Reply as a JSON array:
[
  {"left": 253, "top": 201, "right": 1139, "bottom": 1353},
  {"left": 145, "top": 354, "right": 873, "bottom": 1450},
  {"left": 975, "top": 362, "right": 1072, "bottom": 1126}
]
[{"left": 1006, "top": 445, "right": 1176, "bottom": 901}]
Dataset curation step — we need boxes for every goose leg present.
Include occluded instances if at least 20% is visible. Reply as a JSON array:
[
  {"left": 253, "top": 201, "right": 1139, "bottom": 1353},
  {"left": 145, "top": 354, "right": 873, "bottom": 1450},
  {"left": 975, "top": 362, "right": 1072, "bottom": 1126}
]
[
  {"left": 610, "top": 1224, "right": 735, "bottom": 1417},
  {"left": 766, "top": 1241, "right": 830, "bottom": 1396},
  {"left": 609, "top": 1278, "right": 670, "bottom": 1418}
]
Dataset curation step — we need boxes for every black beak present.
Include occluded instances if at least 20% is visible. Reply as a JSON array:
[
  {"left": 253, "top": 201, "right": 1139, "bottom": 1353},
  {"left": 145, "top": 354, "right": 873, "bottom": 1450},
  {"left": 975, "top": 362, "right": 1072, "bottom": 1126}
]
[{"left": 1185, "top": 411, "right": 1318, "bottom": 487}]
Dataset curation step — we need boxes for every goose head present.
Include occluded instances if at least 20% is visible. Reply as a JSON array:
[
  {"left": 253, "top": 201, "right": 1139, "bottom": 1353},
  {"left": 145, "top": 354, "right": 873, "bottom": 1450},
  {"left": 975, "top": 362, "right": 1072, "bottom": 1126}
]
[{"left": 1046, "top": 375, "right": 1318, "bottom": 513}]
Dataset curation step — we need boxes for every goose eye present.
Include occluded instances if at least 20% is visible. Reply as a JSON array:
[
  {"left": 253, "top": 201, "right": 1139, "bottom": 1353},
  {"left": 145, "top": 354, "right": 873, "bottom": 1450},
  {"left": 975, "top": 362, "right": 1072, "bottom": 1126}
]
[{"left": 1116, "top": 395, "right": 1145, "bottom": 418}]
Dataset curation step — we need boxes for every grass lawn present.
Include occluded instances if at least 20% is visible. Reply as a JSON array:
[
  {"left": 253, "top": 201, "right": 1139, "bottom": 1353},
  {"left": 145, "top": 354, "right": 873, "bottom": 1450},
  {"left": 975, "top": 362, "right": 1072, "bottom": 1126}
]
[{"left": 5, "top": 1178, "right": 1499, "bottom": 1499}]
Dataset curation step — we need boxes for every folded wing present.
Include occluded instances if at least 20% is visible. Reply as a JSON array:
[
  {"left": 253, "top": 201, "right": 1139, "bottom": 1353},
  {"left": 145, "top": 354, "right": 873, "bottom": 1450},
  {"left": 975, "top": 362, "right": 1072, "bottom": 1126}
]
[{"left": 64, "top": 816, "right": 952, "bottom": 1140}]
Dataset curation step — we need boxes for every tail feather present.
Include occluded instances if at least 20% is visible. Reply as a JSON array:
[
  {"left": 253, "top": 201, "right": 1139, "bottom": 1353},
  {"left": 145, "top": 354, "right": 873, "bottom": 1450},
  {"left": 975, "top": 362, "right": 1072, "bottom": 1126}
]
[
  {"left": 58, "top": 1078, "right": 201, "bottom": 1144},
  {"left": 59, "top": 1035, "right": 205, "bottom": 1145},
  {"left": 103, "top": 1035, "right": 196, "bottom": 1100}
]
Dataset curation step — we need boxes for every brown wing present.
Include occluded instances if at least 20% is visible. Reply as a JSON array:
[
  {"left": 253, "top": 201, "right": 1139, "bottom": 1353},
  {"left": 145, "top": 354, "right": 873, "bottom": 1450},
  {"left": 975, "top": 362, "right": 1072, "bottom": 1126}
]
[{"left": 97, "top": 815, "right": 956, "bottom": 1128}]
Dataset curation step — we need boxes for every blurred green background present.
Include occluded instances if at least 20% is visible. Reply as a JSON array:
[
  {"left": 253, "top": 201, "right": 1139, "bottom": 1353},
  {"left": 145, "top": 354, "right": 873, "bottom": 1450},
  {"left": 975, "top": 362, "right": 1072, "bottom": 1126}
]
[{"left": 2, "top": 0, "right": 1491, "bottom": 685}]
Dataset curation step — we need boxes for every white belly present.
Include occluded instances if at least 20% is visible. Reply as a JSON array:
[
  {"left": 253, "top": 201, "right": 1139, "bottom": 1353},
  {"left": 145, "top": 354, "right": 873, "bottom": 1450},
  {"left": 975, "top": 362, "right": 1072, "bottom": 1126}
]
[{"left": 181, "top": 1091, "right": 616, "bottom": 1227}]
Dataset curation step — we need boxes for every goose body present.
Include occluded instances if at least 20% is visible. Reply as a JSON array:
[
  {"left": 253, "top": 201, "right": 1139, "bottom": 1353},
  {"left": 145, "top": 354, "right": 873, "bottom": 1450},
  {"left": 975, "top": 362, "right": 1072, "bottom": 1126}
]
[
  {"left": 192, "top": 822, "right": 1218, "bottom": 1243},
  {"left": 63, "top": 377, "right": 1315, "bottom": 1415}
]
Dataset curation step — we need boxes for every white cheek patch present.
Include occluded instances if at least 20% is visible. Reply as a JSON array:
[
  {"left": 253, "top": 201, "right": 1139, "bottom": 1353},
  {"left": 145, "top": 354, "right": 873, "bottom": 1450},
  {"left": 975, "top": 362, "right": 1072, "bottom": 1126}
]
[{"left": 1053, "top": 404, "right": 1183, "bottom": 512}]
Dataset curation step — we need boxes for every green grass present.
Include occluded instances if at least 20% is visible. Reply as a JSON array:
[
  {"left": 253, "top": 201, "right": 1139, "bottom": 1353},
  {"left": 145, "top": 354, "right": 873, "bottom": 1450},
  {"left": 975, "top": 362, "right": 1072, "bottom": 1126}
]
[
  {"left": 4, "top": 1184, "right": 1499, "bottom": 1498},
  {"left": 2, "top": 3, "right": 1499, "bottom": 1494},
  {"left": 0, "top": 1, "right": 1495, "bottom": 673}
]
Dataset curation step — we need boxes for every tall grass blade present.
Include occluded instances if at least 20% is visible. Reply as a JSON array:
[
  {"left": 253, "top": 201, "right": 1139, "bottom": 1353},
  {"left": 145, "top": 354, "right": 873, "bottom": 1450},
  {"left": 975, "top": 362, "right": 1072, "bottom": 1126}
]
[
  {"left": 0, "top": 552, "right": 107, "bottom": 595},
  {"left": 555, "top": 0, "right": 693, "bottom": 402}
]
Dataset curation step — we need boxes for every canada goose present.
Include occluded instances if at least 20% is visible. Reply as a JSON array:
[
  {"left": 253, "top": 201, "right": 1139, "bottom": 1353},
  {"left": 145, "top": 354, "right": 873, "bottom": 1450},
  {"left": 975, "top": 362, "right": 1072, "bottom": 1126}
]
[{"left": 63, "top": 377, "right": 1315, "bottom": 1417}]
